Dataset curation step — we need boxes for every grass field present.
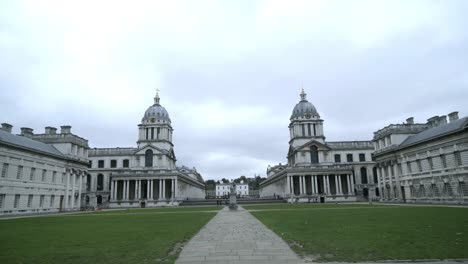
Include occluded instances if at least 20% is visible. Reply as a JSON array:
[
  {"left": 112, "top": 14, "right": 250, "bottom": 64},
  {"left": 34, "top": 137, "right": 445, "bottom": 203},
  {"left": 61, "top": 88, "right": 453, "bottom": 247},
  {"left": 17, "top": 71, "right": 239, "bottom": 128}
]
[
  {"left": 247, "top": 204, "right": 468, "bottom": 262},
  {"left": 87, "top": 206, "right": 221, "bottom": 214},
  {"left": 0, "top": 207, "right": 219, "bottom": 264}
]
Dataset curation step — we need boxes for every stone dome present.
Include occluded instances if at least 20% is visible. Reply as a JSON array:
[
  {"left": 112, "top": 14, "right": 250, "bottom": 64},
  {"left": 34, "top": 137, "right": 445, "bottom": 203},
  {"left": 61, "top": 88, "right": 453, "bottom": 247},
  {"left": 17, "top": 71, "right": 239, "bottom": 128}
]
[
  {"left": 141, "top": 93, "right": 171, "bottom": 123},
  {"left": 290, "top": 89, "right": 320, "bottom": 119}
]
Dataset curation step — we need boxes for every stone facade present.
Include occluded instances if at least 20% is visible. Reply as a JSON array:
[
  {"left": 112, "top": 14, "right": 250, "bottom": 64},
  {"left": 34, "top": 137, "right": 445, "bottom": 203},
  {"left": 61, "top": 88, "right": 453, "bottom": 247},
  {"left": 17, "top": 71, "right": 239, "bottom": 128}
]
[
  {"left": 0, "top": 124, "right": 89, "bottom": 215},
  {"left": 86, "top": 92, "right": 205, "bottom": 208},
  {"left": 373, "top": 113, "right": 468, "bottom": 204},
  {"left": 260, "top": 90, "right": 377, "bottom": 202}
]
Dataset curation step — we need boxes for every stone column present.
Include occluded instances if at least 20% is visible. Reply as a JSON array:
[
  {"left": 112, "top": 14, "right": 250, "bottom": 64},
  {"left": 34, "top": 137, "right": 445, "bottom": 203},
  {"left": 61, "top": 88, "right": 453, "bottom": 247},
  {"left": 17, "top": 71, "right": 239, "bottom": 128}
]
[
  {"left": 159, "top": 179, "right": 163, "bottom": 200},
  {"left": 299, "top": 176, "right": 303, "bottom": 195},
  {"left": 123, "top": 180, "right": 126, "bottom": 200},
  {"left": 172, "top": 179, "right": 175, "bottom": 199},
  {"left": 325, "top": 175, "right": 330, "bottom": 194},
  {"left": 78, "top": 173, "right": 83, "bottom": 208},
  {"left": 150, "top": 180, "right": 154, "bottom": 200},
  {"left": 346, "top": 175, "right": 351, "bottom": 194},
  {"left": 313, "top": 175, "right": 318, "bottom": 194},
  {"left": 147, "top": 180, "right": 150, "bottom": 199},
  {"left": 334, "top": 175, "right": 339, "bottom": 195},
  {"left": 338, "top": 175, "right": 343, "bottom": 194},
  {"left": 138, "top": 180, "right": 141, "bottom": 199},
  {"left": 162, "top": 179, "right": 166, "bottom": 200},
  {"left": 350, "top": 174, "right": 355, "bottom": 195},
  {"left": 71, "top": 172, "right": 76, "bottom": 208},
  {"left": 110, "top": 180, "right": 114, "bottom": 200},
  {"left": 289, "top": 176, "right": 293, "bottom": 195},
  {"left": 126, "top": 180, "right": 130, "bottom": 200},
  {"left": 174, "top": 178, "right": 178, "bottom": 200},
  {"left": 286, "top": 175, "right": 290, "bottom": 196},
  {"left": 303, "top": 176, "right": 307, "bottom": 194}
]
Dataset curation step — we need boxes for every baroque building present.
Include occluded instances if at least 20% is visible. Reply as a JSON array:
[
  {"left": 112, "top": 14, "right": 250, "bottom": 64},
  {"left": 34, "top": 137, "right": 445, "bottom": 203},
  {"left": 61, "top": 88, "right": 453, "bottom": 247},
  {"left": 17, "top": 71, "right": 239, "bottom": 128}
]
[
  {"left": 260, "top": 90, "right": 377, "bottom": 202},
  {"left": 86, "top": 92, "right": 205, "bottom": 208},
  {"left": 373, "top": 112, "right": 468, "bottom": 204},
  {"left": 0, "top": 124, "right": 89, "bottom": 215}
]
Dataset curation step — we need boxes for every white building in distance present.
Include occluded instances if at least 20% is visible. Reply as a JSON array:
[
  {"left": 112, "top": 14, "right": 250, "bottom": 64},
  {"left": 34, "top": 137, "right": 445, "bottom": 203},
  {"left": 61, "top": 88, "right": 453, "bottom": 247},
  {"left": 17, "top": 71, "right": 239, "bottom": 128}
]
[
  {"left": 373, "top": 113, "right": 468, "bottom": 204},
  {"left": 260, "top": 89, "right": 377, "bottom": 203},
  {"left": 0, "top": 124, "right": 89, "bottom": 215},
  {"left": 86, "top": 92, "right": 205, "bottom": 208},
  {"left": 216, "top": 181, "right": 249, "bottom": 197}
]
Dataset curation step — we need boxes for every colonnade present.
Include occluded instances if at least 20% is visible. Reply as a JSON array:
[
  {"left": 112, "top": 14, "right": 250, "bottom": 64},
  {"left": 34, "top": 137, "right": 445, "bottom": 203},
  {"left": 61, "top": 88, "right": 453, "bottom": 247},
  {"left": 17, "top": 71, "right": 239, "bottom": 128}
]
[
  {"left": 286, "top": 174, "right": 354, "bottom": 195},
  {"left": 110, "top": 178, "right": 177, "bottom": 201}
]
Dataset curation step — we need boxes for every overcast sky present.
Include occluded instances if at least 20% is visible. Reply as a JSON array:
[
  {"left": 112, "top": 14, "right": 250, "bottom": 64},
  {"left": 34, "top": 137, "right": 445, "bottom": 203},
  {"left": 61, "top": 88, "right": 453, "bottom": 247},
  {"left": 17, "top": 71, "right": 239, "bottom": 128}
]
[{"left": 1, "top": 0, "right": 467, "bottom": 180}]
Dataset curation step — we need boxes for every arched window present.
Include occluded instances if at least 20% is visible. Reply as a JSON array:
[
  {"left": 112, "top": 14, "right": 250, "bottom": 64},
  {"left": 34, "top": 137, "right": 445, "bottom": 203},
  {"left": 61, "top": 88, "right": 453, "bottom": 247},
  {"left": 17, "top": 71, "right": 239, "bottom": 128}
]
[
  {"left": 97, "top": 174, "right": 104, "bottom": 191},
  {"left": 360, "top": 167, "right": 368, "bottom": 184},
  {"left": 310, "top": 146, "right": 318, "bottom": 164},
  {"left": 145, "top": 149, "right": 153, "bottom": 167}
]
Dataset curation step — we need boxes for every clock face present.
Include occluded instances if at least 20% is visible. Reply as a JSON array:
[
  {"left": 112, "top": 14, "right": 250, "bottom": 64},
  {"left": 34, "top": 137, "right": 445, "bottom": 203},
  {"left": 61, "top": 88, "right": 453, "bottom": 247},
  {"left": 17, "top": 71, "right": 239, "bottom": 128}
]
[{"left": 151, "top": 118, "right": 156, "bottom": 123}]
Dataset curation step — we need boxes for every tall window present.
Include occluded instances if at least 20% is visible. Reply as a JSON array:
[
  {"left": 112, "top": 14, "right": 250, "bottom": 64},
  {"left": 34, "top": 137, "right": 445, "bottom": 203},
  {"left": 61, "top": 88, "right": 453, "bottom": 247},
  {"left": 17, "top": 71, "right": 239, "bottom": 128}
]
[
  {"left": 407, "top": 162, "right": 412, "bottom": 173},
  {"left": 52, "top": 171, "right": 56, "bottom": 183},
  {"left": 27, "top": 195, "right": 33, "bottom": 207},
  {"left": 123, "top": 159, "right": 129, "bottom": 168},
  {"left": 307, "top": 124, "right": 311, "bottom": 136},
  {"left": 39, "top": 195, "right": 45, "bottom": 207},
  {"left": 301, "top": 124, "right": 305, "bottom": 136},
  {"left": 42, "top": 169, "right": 47, "bottom": 181},
  {"left": 145, "top": 128, "right": 149, "bottom": 139},
  {"left": 110, "top": 160, "right": 117, "bottom": 168},
  {"left": 151, "top": 127, "right": 154, "bottom": 139},
  {"left": 98, "top": 160, "right": 104, "bottom": 168},
  {"left": 50, "top": 195, "right": 55, "bottom": 207},
  {"left": 88, "top": 161, "right": 92, "bottom": 168},
  {"left": 17, "top": 165, "right": 23, "bottom": 179},
  {"left": 97, "top": 174, "right": 104, "bottom": 191},
  {"left": 373, "top": 167, "right": 378, "bottom": 183},
  {"left": 313, "top": 124, "right": 316, "bottom": 135},
  {"left": 14, "top": 194, "right": 20, "bottom": 208},
  {"left": 346, "top": 154, "right": 353, "bottom": 162},
  {"left": 0, "top": 194, "right": 5, "bottom": 208},
  {"left": 359, "top": 153, "right": 366, "bottom": 162},
  {"left": 310, "top": 146, "right": 318, "bottom": 163},
  {"left": 145, "top": 149, "right": 154, "bottom": 167},
  {"left": 157, "top": 127, "right": 160, "bottom": 139},
  {"left": 417, "top": 160, "right": 422, "bottom": 172},
  {"left": 441, "top": 154, "right": 447, "bottom": 168},
  {"left": 360, "top": 167, "right": 368, "bottom": 184},
  {"left": 1, "top": 163, "right": 9, "bottom": 178},
  {"left": 428, "top": 157, "right": 433, "bottom": 169},
  {"left": 454, "top": 151, "right": 462, "bottom": 166},
  {"left": 30, "top": 168, "right": 35, "bottom": 180},
  {"left": 334, "top": 154, "right": 341, "bottom": 163},
  {"left": 86, "top": 174, "right": 91, "bottom": 191}
]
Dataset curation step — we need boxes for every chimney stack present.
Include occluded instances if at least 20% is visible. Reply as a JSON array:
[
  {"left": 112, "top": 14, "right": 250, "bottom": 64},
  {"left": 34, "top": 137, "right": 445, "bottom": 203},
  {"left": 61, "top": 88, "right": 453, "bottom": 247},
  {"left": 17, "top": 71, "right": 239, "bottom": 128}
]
[
  {"left": 20, "top": 127, "right": 34, "bottom": 138},
  {"left": 45, "top": 126, "right": 57, "bottom": 135},
  {"left": 1, "top": 123, "right": 12, "bottom": 133},
  {"left": 448, "top": 111, "right": 459, "bottom": 123},
  {"left": 438, "top": 115, "right": 447, "bottom": 126},
  {"left": 60, "top": 125, "right": 71, "bottom": 134},
  {"left": 427, "top": 116, "right": 439, "bottom": 128},
  {"left": 406, "top": 117, "right": 414, "bottom": 125}
]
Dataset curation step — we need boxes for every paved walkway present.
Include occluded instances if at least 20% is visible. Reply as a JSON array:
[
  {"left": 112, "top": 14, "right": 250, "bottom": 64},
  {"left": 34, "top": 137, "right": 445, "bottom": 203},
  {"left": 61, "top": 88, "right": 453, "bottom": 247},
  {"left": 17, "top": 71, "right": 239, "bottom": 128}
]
[{"left": 176, "top": 206, "right": 304, "bottom": 264}]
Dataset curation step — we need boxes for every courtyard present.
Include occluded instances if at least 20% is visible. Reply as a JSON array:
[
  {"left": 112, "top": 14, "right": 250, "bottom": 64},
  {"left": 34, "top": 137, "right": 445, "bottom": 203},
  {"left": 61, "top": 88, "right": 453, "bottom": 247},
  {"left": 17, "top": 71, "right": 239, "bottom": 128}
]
[{"left": 1, "top": 204, "right": 467, "bottom": 264}]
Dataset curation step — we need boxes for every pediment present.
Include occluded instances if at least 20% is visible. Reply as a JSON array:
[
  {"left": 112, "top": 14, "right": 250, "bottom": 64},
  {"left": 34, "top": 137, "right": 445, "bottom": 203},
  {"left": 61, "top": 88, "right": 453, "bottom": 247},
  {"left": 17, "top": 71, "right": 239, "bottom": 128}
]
[
  {"left": 294, "top": 139, "right": 331, "bottom": 152},
  {"left": 135, "top": 145, "right": 168, "bottom": 155}
]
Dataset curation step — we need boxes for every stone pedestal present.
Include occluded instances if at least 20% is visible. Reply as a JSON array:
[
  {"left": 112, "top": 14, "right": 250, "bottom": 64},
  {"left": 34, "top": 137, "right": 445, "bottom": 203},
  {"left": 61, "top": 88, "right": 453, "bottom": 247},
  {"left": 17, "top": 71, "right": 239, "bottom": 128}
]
[{"left": 229, "top": 192, "right": 237, "bottom": 210}]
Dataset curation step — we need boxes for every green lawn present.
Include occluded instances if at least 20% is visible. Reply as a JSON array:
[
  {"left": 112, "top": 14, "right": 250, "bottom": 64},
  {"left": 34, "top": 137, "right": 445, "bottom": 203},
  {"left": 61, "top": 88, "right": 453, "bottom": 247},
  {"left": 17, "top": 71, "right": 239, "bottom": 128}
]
[
  {"left": 249, "top": 204, "right": 468, "bottom": 262},
  {"left": 87, "top": 206, "right": 221, "bottom": 214},
  {"left": 0, "top": 207, "right": 219, "bottom": 264}
]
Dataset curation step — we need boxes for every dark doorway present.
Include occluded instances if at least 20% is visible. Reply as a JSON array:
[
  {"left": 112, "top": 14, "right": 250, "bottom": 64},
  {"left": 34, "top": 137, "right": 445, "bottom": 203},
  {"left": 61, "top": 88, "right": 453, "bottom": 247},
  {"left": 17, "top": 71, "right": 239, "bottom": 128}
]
[
  {"left": 97, "top": 195, "right": 102, "bottom": 205},
  {"left": 363, "top": 188, "right": 369, "bottom": 198},
  {"left": 320, "top": 197, "right": 325, "bottom": 203},
  {"left": 400, "top": 186, "right": 406, "bottom": 202},
  {"left": 140, "top": 201, "right": 146, "bottom": 208}
]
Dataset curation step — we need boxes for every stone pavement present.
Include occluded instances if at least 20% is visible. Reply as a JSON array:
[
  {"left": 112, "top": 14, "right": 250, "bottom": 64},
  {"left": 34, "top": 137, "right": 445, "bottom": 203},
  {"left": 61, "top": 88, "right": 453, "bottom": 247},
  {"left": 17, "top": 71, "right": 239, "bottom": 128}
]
[{"left": 175, "top": 206, "right": 305, "bottom": 264}]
